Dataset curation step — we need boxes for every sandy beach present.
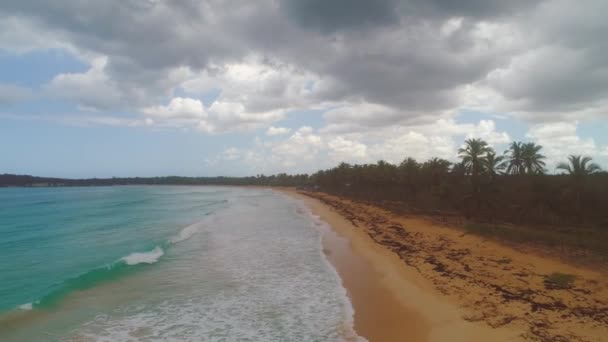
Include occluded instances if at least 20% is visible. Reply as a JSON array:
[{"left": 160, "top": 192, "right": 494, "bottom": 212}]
[{"left": 281, "top": 189, "right": 608, "bottom": 342}]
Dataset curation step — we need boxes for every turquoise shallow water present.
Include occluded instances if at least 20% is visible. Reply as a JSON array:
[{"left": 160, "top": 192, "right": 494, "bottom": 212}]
[{"left": 0, "top": 186, "right": 358, "bottom": 341}]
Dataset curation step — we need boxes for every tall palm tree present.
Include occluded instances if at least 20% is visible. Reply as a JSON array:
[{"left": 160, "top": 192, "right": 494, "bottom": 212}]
[
  {"left": 557, "top": 155, "right": 602, "bottom": 215},
  {"left": 423, "top": 157, "right": 452, "bottom": 188},
  {"left": 556, "top": 155, "right": 601, "bottom": 176},
  {"left": 503, "top": 141, "right": 526, "bottom": 175},
  {"left": 399, "top": 157, "right": 420, "bottom": 201},
  {"left": 483, "top": 150, "right": 505, "bottom": 178},
  {"left": 522, "top": 142, "right": 546, "bottom": 175},
  {"left": 458, "top": 138, "right": 492, "bottom": 206}
]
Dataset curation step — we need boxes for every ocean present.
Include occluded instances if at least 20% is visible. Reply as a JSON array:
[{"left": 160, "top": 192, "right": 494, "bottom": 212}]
[{"left": 0, "top": 186, "right": 358, "bottom": 341}]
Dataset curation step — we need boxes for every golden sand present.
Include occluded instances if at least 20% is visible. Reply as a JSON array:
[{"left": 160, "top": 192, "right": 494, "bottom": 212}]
[{"left": 281, "top": 189, "right": 608, "bottom": 342}]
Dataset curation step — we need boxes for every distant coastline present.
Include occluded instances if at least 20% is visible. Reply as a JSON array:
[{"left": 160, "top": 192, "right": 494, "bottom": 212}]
[{"left": 0, "top": 174, "right": 309, "bottom": 188}]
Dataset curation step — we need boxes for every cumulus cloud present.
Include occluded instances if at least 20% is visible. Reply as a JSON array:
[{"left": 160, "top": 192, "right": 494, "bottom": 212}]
[
  {"left": 526, "top": 122, "right": 602, "bottom": 168},
  {"left": 201, "top": 100, "right": 285, "bottom": 133},
  {"left": 266, "top": 126, "right": 292, "bottom": 136},
  {"left": 5, "top": 0, "right": 604, "bottom": 128},
  {"left": 327, "top": 136, "right": 368, "bottom": 162},
  {"left": 206, "top": 118, "right": 512, "bottom": 174},
  {"left": 270, "top": 126, "right": 323, "bottom": 167},
  {"left": 143, "top": 97, "right": 206, "bottom": 120},
  {"left": 45, "top": 57, "right": 124, "bottom": 110},
  {"left": 2, "top": 0, "right": 608, "bottom": 174}
]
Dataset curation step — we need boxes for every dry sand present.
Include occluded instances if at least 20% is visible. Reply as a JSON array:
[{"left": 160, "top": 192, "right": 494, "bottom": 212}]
[{"left": 281, "top": 189, "right": 608, "bottom": 342}]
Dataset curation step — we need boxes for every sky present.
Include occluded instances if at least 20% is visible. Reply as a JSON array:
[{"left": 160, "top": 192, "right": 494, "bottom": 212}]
[{"left": 1, "top": 0, "right": 607, "bottom": 178}]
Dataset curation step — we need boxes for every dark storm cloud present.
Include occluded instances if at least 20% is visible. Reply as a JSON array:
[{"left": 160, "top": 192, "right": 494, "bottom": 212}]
[
  {"left": 402, "top": 0, "right": 542, "bottom": 19},
  {"left": 281, "top": 0, "right": 541, "bottom": 34},
  {"left": 1, "top": 0, "right": 607, "bottom": 124},
  {"left": 281, "top": 0, "right": 400, "bottom": 33}
]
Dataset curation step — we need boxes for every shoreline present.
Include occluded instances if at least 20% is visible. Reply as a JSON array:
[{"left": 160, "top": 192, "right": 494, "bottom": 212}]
[
  {"left": 281, "top": 189, "right": 608, "bottom": 342},
  {"left": 296, "top": 193, "right": 430, "bottom": 342},
  {"left": 280, "top": 189, "right": 522, "bottom": 342}
]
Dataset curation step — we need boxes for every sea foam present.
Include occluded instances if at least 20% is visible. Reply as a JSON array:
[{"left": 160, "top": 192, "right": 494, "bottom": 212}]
[
  {"left": 121, "top": 246, "right": 164, "bottom": 265},
  {"left": 169, "top": 224, "right": 199, "bottom": 244},
  {"left": 17, "top": 303, "right": 33, "bottom": 310},
  {"left": 72, "top": 191, "right": 364, "bottom": 342}
]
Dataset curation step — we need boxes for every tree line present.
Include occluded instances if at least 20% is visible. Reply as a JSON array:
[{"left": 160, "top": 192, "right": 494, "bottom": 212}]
[
  {"left": 0, "top": 174, "right": 309, "bottom": 187},
  {"left": 2, "top": 138, "right": 607, "bottom": 227},
  {"left": 311, "top": 138, "right": 607, "bottom": 227}
]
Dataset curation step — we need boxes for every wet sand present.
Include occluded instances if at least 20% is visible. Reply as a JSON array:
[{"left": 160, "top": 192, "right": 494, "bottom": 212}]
[
  {"left": 316, "top": 210, "right": 429, "bottom": 342},
  {"left": 283, "top": 189, "right": 608, "bottom": 342}
]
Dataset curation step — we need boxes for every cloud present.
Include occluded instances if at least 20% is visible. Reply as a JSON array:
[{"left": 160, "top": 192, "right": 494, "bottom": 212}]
[
  {"left": 327, "top": 136, "right": 368, "bottom": 162},
  {"left": 3, "top": 0, "right": 608, "bottom": 177},
  {"left": 322, "top": 103, "right": 411, "bottom": 133},
  {"left": 270, "top": 126, "right": 323, "bottom": 167},
  {"left": 281, "top": 0, "right": 399, "bottom": 33},
  {"left": 0, "top": 15, "right": 75, "bottom": 53},
  {"left": 138, "top": 96, "right": 286, "bottom": 133},
  {"left": 45, "top": 57, "right": 124, "bottom": 110},
  {"left": 0, "top": 84, "right": 33, "bottom": 105},
  {"left": 526, "top": 121, "right": 603, "bottom": 168},
  {"left": 4, "top": 0, "right": 593, "bottom": 129},
  {"left": 201, "top": 100, "right": 285, "bottom": 133},
  {"left": 465, "top": 120, "right": 511, "bottom": 145},
  {"left": 143, "top": 97, "right": 206, "bottom": 120},
  {"left": 203, "top": 118, "right": 512, "bottom": 174},
  {"left": 266, "top": 126, "right": 292, "bottom": 136}
]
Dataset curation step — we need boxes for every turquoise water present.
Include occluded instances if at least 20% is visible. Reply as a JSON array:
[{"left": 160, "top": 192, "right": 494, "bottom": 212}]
[{"left": 0, "top": 186, "right": 358, "bottom": 341}]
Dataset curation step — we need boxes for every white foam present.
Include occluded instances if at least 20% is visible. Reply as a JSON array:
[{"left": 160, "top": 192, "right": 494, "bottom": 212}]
[
  {"left": 293, "top": 199, "right": 365, "bottom": 342},
  {"left": 121, "top": 246, "right": 164, "bottom": 265},
  {"left": 17, "top": 302, "right": 33, "bottom": 310},
  {"left": 73, "top": 191, "right": 365, "bottom": 341},
  {"left": 170, "top": 224, "right": 199, "bottom": 244}
]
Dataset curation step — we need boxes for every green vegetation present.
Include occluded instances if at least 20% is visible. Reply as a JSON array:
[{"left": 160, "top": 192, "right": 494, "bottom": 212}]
[
  {"left": 463, "top": 223, "right": 608, "bottom": 260},
  {"left": 310, "top": 139, "right": 607, "bottom": 260},
  {"left": 557, "top": 155, "right": 602, "bottom": 216},
  {"left": 312, "top": 140, "right": 606, "bottom": 228},
  {"left": 544, "top": 272, "right": 576, "bottom": 290}
]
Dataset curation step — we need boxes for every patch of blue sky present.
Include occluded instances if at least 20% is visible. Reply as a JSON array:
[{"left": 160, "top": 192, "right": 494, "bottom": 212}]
[
  {"left": 275, "top": 109, "right": 326, "bottom": 131},
  {"left": 0, "top": 118, "right": 246, "bottom": 178},
  {"left": 0, "top": 49, "right": 87, "bottom": 88},
  {"left": 176, "top": 86, "right": 221, "bottom": 107},
  {"left": 578, "top": 121, "right": 608, "bottom": 147},
  {"left": 456, "top": 109, "right": 528, "bottom": 142}
]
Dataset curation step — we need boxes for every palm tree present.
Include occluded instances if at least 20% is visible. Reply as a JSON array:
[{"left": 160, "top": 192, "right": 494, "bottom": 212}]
[
  {"left": 557, "top": 155, "right": 602, "bottom": 215},
  {"left": 556, "top": 155, "right": 601, "bottom": 176},
  {"left": 483, "top": 150, "right": 505, "bottom": 178},
  {"left": 451, "top": 161, "right": 468, "bottom": 177},
  {"left": 522, "top": 142, "right": 546, "bottom": 175},
  {"left": 423, "top": 157, "right": 452, "bottom": 189},
  {"left": 399, "top": 157, "right": 420, "bottom": 201},
  {"left": 503, "top": 141, "right": 525, "bottom": 175},
  {"left": 335, "top": 162, "right": 352, "bottom": 187},
  {"left": 458, "top": 138, "right": 492, "bottom": 207}
]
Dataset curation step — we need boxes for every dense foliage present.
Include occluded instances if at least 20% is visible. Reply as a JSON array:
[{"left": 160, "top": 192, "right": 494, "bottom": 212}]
[{"left": 311, "top": 140, "right": 607, "bottom": 227}]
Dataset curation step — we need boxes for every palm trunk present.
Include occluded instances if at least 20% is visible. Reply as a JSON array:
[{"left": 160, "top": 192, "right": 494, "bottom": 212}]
[
  {"left": 472, "top": 165, "right": 480, "bottom": 210},
  {"left": 576, "top": 187, "right": 582, "bottom": 222}
]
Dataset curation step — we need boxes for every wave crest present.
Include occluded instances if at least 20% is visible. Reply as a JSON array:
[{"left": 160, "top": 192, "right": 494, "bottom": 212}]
[
  {"left": 170, "top": 224, "right": 199, "bottom": 244},
  {"left": 21, "top": 220, "right": 207, "bottom": 310},
  {"left": 121, "top": 246, "right": 164, "bottom": 265}
]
